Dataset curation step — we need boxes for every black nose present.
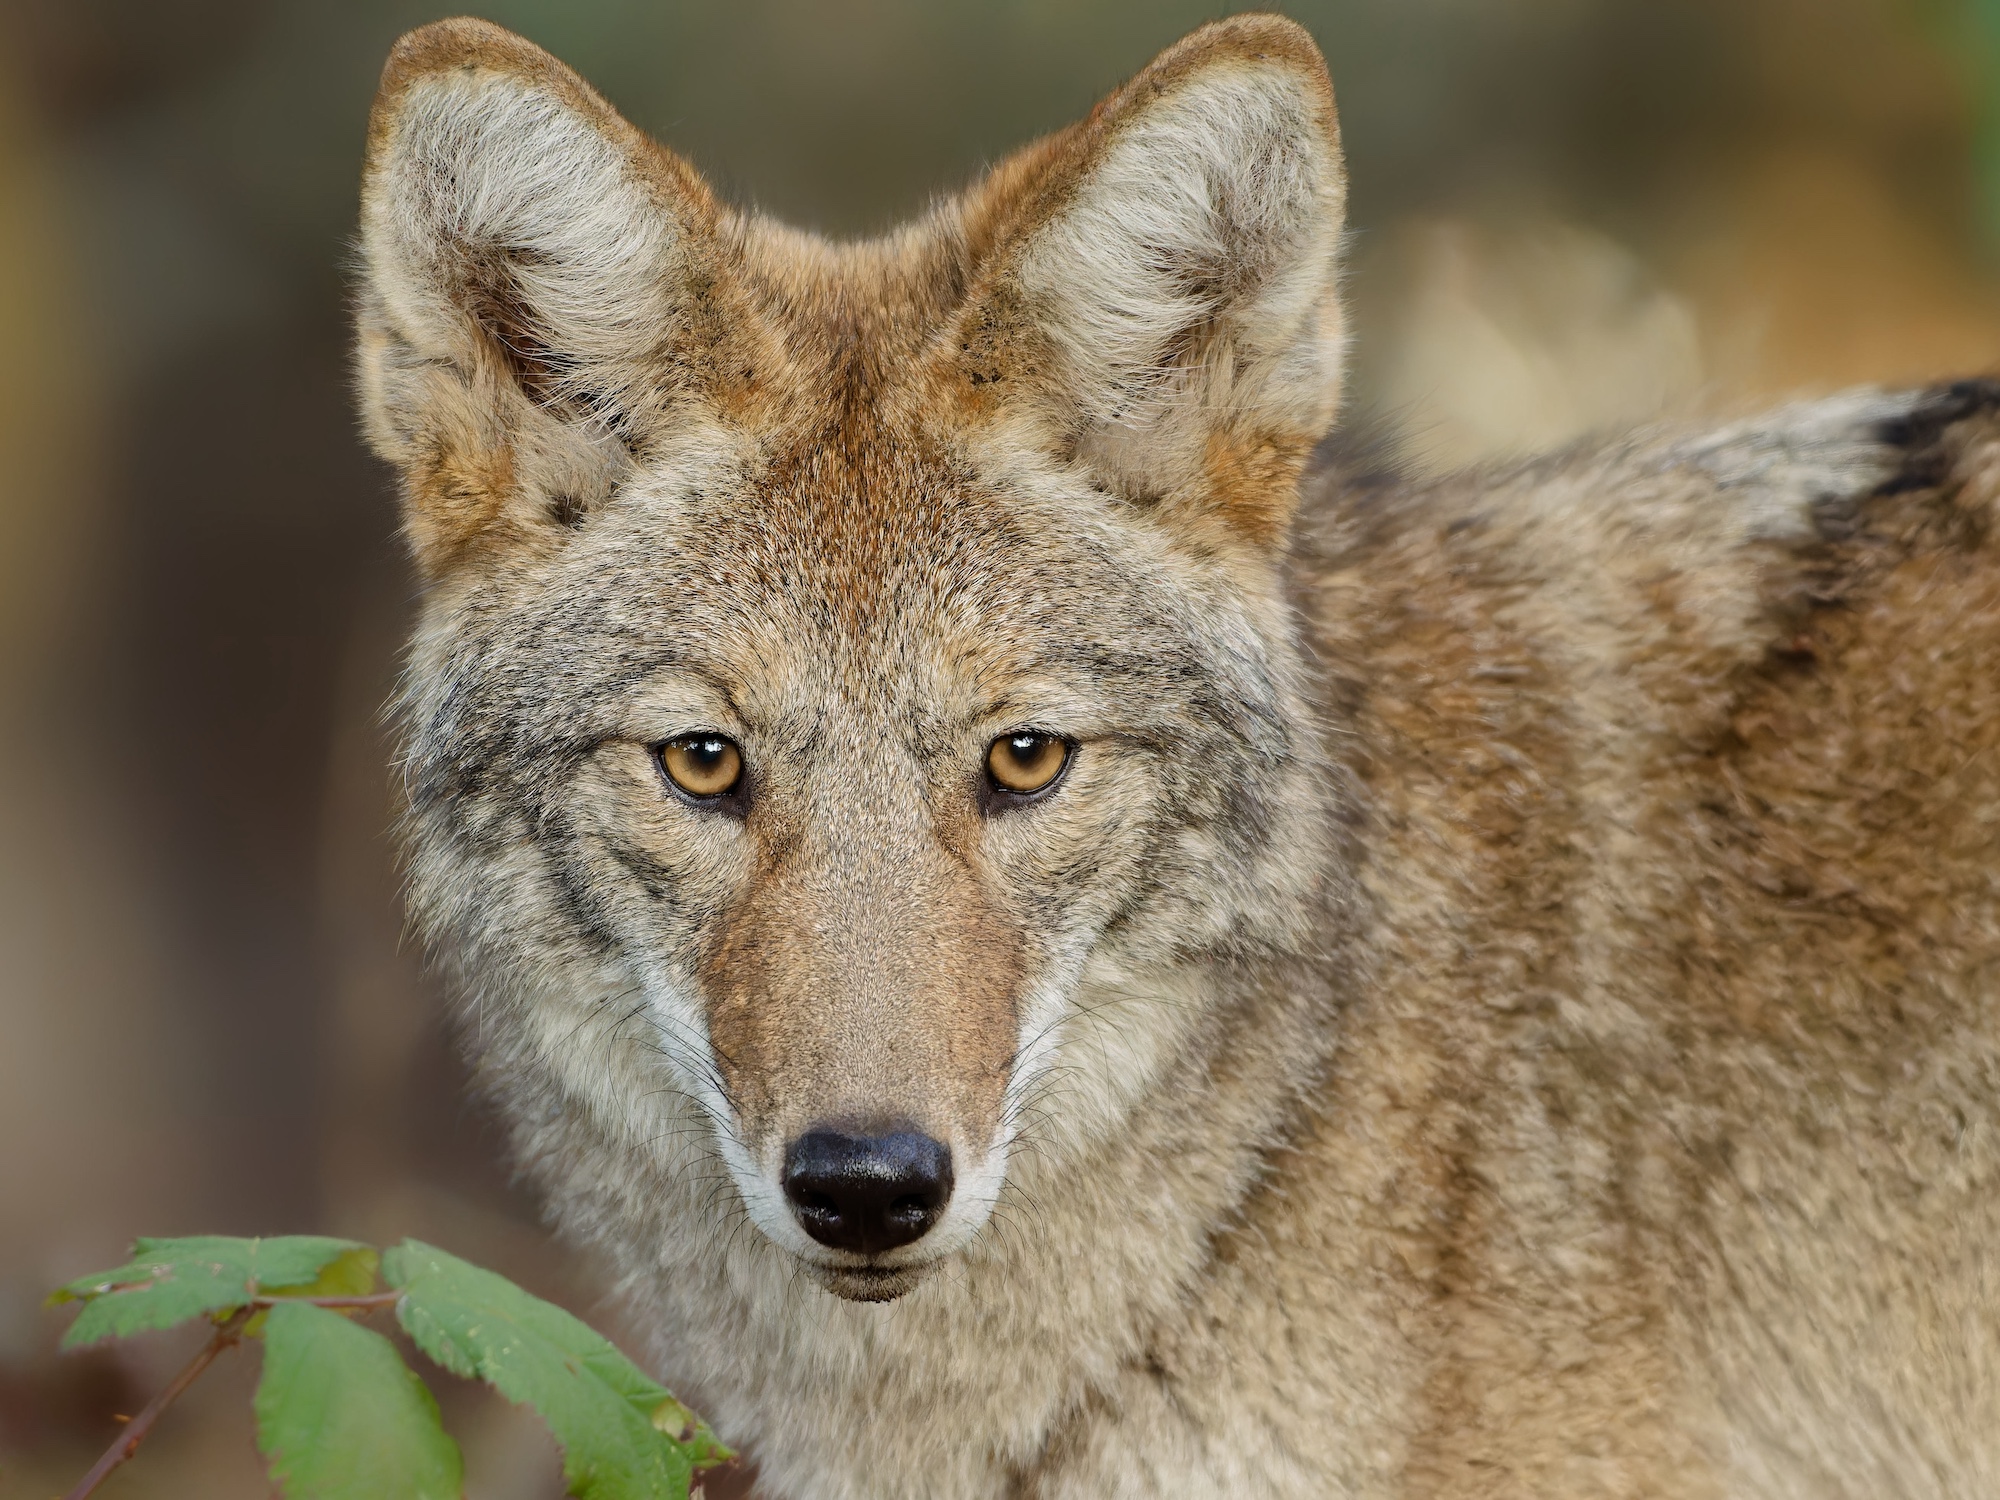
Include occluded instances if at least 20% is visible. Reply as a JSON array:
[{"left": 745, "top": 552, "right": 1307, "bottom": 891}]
[{"left": 781, "top": 1128, "right": 953, "bottom": 1255}]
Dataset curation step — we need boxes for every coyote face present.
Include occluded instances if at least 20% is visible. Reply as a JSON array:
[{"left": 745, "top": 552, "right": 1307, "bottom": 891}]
[{"left": 360, "top": 17, "right": 1343, "bottom": 1300}]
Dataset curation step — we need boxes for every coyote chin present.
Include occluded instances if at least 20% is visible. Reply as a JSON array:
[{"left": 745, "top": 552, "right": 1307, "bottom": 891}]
[{"left": 356, "top": 13, "right": 2000, "bottom": 1497}]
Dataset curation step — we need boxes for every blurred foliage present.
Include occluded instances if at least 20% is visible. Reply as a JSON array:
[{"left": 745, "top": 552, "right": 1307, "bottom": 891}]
[{"left": 1966, "top": 0, "right": 2000, "bottom": 245}]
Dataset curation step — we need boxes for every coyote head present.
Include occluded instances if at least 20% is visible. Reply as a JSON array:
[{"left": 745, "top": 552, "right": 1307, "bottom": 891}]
[{"left": 359, "top": 16, "right": 1345, "bottom": 1301}]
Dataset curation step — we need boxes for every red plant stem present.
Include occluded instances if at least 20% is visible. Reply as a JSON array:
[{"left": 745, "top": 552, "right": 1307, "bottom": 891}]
[
  {"left": 274, "top": 1291, "right": 402, "bottom": 1311},
  {"left": 64, "top": 1308, "right": 251, "bottom": 1500}
]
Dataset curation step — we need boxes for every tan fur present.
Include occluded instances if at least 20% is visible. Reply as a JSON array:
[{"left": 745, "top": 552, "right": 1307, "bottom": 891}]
[
  {"left": 356, "top": 15, "right": 2000, "bottom": 1497},
  {"left": 699, "top": 791, "right": 1025, "bottom": 1170}
]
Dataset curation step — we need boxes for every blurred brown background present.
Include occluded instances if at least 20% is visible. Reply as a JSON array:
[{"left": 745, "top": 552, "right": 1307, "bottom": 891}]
[{"left": 2, "top": 0, "right": 1997, "bottom": 1493}]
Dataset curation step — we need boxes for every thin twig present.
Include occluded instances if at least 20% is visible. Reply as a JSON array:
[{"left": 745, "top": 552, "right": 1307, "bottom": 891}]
[
  {"left": 266, "top": 1291, "right": 402, "bottom": 1311},
  {"left": 64, "top": 1308, "right": 252, "bottom": 1500}
]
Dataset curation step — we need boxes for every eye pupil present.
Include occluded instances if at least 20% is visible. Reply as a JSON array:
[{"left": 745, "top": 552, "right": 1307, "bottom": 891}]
[{"left": 986, "top": 731, "right": 1070, "bottom": 797}]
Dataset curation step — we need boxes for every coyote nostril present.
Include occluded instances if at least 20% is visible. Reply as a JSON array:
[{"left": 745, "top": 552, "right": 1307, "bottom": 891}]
[{"left": 781, "top": 1128, "right": 954, "bottom": 1255}]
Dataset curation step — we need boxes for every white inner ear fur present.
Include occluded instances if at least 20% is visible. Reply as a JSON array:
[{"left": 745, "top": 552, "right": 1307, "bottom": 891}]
[
  {"left": 364, "top": 69, "right": 679, "bottom": 409},
  {"left": 1013, "top": 62, "right": 1346, "bottom": 499}
]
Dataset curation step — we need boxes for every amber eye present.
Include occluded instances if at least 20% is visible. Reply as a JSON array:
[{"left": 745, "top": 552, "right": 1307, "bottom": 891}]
[
  {"left": 658, "top": 735, "right": 743, "bottom": 800},
  {"left": 986, "top": 732, "right": 1070, "bottom": 797}
]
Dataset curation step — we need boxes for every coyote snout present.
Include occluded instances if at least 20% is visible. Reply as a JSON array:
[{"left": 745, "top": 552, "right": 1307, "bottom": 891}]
[{"left": 698, "top": 794, "right": 1024, "bottom": 1297}]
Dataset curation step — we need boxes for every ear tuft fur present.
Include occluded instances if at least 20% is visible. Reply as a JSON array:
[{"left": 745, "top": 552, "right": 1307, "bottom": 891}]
[
  {"left": 356, "top": 20, "right": 728, "bottom": 577},
  {"left": 355, "top": 16, "right": 1347, "bottom": 572},
  {"left": 954, "top": 15, "right": 1347, "bottom": 547}
]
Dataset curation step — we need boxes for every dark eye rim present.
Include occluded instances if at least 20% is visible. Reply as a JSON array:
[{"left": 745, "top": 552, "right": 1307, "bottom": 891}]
[
  {"left": 651, "top": 733, "right": 750, "bottom": 815},
  {"left": 980, "top": 730, "right": 1076, "bottom": 813}
]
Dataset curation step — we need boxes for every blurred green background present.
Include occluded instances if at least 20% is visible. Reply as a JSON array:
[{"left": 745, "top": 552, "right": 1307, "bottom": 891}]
[{"left": 2, "top": 1, "right": 1997, "bottom": 1494}]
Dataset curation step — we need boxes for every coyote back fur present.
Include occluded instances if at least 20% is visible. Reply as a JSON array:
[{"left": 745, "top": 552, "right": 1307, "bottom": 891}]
[{"left": 356, "top": 15, "right": 2000, "bottom": 1497}]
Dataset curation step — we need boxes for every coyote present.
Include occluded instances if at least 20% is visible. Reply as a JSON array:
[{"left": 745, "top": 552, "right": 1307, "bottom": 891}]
[{"left": 357, "top": 14, "right": 2000, "bottom": 1497}]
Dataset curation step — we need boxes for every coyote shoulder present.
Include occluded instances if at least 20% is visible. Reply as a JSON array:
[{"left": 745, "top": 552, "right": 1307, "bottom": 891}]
[{"left": 356, "top": 13, "right": 2000, "bottom": 1497}]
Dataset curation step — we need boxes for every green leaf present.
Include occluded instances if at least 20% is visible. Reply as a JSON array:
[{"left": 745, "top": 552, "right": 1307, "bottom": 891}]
[
  {"left": 255, "top": 1301, "right": 463, "bottom": 1500},
  {"left": 52, "top": 1236, "right": 368, "bottom": 1350},
  {"left": 385, "top": 1240, "right": 728, "bottom": 1500}
]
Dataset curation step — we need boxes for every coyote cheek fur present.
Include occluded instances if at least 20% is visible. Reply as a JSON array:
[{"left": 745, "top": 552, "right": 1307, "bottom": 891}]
[{"left": 356, "top": 12, "right": 2000, "bottom": 1498}]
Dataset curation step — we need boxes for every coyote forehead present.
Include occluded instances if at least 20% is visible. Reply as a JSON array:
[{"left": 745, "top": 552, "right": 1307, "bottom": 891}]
[{"left": 361, "top": 15, "right": 1345, "bottom": 1299}]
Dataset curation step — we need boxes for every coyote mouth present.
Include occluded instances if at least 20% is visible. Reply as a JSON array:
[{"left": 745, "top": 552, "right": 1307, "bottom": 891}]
[{"left": 808, "top": 1261, "right": 928, "bottom": 1304}]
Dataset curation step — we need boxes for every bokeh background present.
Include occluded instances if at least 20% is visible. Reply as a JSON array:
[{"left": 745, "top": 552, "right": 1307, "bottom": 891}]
[{"left": 3, "top": 0, "right": 1998, "bottom": 1493}]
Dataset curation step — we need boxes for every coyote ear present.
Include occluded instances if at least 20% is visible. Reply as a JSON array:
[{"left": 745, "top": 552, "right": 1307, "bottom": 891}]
[
  {"left": 356, "top": 20, "right": 742, "bottom": 577},
  {"left": 954, "top": 17, "right": 1346, "bottom": 549}
]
